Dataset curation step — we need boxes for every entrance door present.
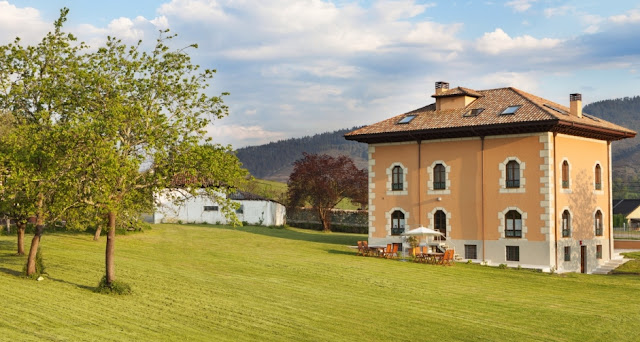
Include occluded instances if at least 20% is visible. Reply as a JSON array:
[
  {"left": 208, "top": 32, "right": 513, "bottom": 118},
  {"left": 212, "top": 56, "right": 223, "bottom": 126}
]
[{"left": 580, "top": 246, "right": 587, "bottom": 273}]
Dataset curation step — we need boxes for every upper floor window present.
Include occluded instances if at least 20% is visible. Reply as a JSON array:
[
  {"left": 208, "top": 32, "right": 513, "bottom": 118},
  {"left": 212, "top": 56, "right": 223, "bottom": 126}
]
[
  {"left": 434, "top": 210, "right": 447, "bottom": 238},
  {"left": 505, "top": 210, "right": 522, "bottom": 238},
  {"left": 506, "top": 160, "right": 520, "bottom": 188},
  {"left": 562, "top": 210, "right": 571, "bottom": 237},
  {"left": 433, "top": 164, "right": 446, "bottom": 190},
  {"left": 391, "top": 210, "right": 405, "bottom": 236},
  {"left": 562, "top": 161, "right": 570, "bottom": 189},
  {"left": 392, "top": 166, "right": 403, "bottom": 191},
  {"left": 595, "top": 164, "right": 602, "bottom": 190},
  {"left": 595, "top": 210, "right": 603, "bottom": 236}
]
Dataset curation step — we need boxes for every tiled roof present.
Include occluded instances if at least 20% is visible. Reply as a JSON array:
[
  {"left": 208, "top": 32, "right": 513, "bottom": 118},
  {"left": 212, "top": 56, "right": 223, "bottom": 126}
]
[
  {"left": 345, "top": 86, "right": 636, "bottom": 143},
  {"left": 613, "top": 199, "right": 640, "bottom": 217}
]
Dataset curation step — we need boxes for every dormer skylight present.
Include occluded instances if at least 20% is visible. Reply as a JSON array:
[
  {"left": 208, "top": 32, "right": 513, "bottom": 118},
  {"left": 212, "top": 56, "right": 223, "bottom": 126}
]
[
  {"left": 397, "top": 115, "right": 416, "bottom": 124},
  {"left": 500, "top": 105, "right": 522, "bottom": 115},
  {"left": 463, "top": 108, "right": 484, "bottom": 117},
  {"left": 544, "top": 104, "right": 568, "bottom": 115}
]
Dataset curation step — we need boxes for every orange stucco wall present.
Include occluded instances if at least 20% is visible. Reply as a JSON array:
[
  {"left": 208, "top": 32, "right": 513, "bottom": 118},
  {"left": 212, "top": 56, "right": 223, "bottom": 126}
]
[
  {"left": 554, "top": 134, "right": 610, "bottom": 241},
  {"left": 369, "top": 134, "right": 546, "bottom": 242}
]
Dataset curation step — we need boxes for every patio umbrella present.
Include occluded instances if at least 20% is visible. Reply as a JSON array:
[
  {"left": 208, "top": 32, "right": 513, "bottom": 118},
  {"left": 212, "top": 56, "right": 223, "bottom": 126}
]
[{"left": 402, "top": 226, "right": 444, "bottom": 246}]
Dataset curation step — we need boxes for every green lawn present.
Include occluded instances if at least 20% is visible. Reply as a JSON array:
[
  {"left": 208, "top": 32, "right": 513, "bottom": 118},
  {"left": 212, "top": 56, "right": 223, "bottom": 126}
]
[{"left": 2, "top": 224, "right": 640, "bottom": 341}]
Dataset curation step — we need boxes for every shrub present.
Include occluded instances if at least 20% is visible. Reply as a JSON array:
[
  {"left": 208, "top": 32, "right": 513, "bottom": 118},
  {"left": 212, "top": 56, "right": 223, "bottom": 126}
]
[
  {"left": 466, "top": 259, "right": 473, "bottom": 264},
  {"left": 96, "top": 276, "right": 132, "bottom": 295},
  {"left": 498, "top": 263, "right": 508, "bottom": 269}
]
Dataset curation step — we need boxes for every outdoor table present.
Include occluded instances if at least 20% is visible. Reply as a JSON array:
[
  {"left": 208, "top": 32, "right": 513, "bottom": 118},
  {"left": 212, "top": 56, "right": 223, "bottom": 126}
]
[
  {"left": 425, "top": 252, "right": 444, "bottom": 264},
  {"left": 367, "top": 245, "right": 386, "bottom": 257}
]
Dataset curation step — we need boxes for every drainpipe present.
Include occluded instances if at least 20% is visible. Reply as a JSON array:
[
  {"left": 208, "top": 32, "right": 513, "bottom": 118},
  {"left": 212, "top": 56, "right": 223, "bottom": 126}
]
[
  {"left": 608, "top": 141, "right": 613, "bottom": 260},
  {"left": 553, "top": 132, "right": 558, "bottom": 270},
  {"left": 481, "top": 136, "right": 486, "bottom": 261},
  {"left": 418, "top": 140, "right": 422, "bottom": 226}
]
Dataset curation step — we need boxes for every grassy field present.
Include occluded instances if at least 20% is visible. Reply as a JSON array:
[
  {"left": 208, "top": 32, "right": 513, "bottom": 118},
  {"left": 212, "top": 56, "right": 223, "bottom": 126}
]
[{"left": 2, "top": 224, "right": 640, "bottom": 341}]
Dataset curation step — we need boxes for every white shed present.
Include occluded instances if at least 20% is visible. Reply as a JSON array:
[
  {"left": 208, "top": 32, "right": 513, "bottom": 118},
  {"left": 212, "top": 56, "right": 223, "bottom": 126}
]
[{"left": 153, "top": 189, "right": 286, "bottom": 226}]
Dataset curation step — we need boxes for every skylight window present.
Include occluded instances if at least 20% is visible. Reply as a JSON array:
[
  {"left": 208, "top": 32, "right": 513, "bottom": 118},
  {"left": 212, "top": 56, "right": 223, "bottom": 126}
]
[
  {"left": 500, "top": 105, "right": 522, "bottom": 115},
  {"left": 397, "top": 115, "right": 416, "bottom": 124},
  {"left": 583, "top": 114, "right": 600, "bottom": 122},
  {"left": 544, "top": 104, "right": 568, "bottom": 115},
  {"left": 463, "top": 108, "right": 484, "bottom": 117}
]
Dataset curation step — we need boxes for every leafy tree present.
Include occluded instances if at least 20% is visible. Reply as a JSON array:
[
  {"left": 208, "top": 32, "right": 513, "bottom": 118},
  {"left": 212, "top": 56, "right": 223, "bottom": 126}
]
[
  {"left": 287, "top": 153, "right": 367, "bottom": 232},
  {"left": 73, "top": 31, "right": 247, "bottom": 290},
  {"left": 0, "top": 9, "right": 89, "bottom": 275}
]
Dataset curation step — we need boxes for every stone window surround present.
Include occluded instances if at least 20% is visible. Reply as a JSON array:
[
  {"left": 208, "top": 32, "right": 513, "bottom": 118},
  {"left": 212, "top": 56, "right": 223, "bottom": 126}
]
[
  {"left": 560, "top": 158, "right": 572, "bottom": 194},
  {"left": 593, "top": 161, "right": 604, "bottom": 195},
  {"left": 386, "top": 162, "right": 408, "bottom": 196},
  {"left": 560, "top": 206, "right": 573, "bottom": 238},
  {"left": 427, "top": 160, "right": 451, "bottom": 195},
  {"left": 593, "top": 207, "right": 604, "bottom": 236},
  {"left": 385, "top": 207, "right": 410, "bottom": 236},
  {"left": 498, "top": 207, "right": 528, "bottom": 240},
  {"left": 427, "top": 207, "right": 451, "bottom": 239},
  {"left": 499, "top": 157, "right": 526, "bottom": 193}
]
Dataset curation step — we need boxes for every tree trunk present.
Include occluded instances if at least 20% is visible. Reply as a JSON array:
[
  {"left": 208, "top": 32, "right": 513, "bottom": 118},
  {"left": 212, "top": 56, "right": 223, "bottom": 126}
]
[
  {"left": 105, "top": 211, "right": 116, "bottom": 286},
  {"left": 26, "top": 220, "right": 44, "bottom": 276},
  {"left": 5, "top": 216, "right": 10, "bottom": 234},
  {"left": 318, "top": 207, "right": 331, "bottom": 232},
  {"left": 93, "top": 224, "right": 102, "bottom": 241},
  {"left": 17, "top": 222, "right": 26, "bottom": 256}
]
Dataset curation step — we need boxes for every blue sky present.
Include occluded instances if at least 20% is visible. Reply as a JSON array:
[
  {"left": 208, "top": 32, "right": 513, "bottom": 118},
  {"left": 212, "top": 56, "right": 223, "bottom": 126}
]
[{"left": 2, "top": 1, "right": 640, "bottom": 148}]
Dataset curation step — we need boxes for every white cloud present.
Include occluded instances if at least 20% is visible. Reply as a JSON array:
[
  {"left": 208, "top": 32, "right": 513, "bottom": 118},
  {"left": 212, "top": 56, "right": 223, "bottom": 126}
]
[
  {"left": 158, "top": 0, "right": 228, "bottom": 22},
  {"left": 505, "top": 0, "right": 537, "bottom": 12},
  {"left": 261, "top": 61, "right": 360, "bottom": 79},
  {"left": 205, "top": 124, "right": 286, "bottom": 147},
  {"left": 581, "top": 14, "right": 604, "bottom": 34},
  {"left": 475, "top": 28, "right": 562, "bottom": 55},
  {"left": 296, "top": 84, "right": 343, "bottom": 103},
  {"left": 609, "top": 9, "right": 640, "bottom": 24},
  {"left": 373, "top": 0, "right": 435, "bottom": 21},
  {"left": 0, "top": 1, "right": 49, "bottom": 44},
  {"left": 544, "top": 5, "right": 573, "bottom": 18},
  {"left": 475, "top": 72, "right": 540, "bottom": 93}
]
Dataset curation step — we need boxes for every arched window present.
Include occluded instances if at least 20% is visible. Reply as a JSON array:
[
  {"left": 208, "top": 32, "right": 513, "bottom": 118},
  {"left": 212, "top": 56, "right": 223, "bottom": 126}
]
[
  {"left": 505, "top": 210, "right": 522, "bottom": 238},
  {"left": 595, "top": 210, "right": 603, "bottom": 236},
  {"left": 562, "top": 210, "right": 571, "bottom": 237},
  {"left": 595, "top": 164, "right": 602, "bottom": 190},
  {"left": 506, "top": 160, "right": 520, "bottom": 188},
  {"left": 562, "top": 161, "right": 569, "bottom": 189},
  {"left": 392, "top": 166, "right": 403, "bottom": 191},
  {"left": 391, "top": 211, "right": 405, "bottom": 235},
  {"left": 433, "top": 164, "right": 446, "bottom": 190},
  {"left": 434, "top": 210, "right": 447, "bottom": 237}
]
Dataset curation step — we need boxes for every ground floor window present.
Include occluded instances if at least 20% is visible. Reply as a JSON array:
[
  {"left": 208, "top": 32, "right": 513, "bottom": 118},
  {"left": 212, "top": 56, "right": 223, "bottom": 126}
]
[
  {"left": 464, "top": 245, "right": 477, "bottom": 259},
  {"left": 391, "top": 210, "right": 405, "bottom": 236},
  {"left": 204, "top": 205, "right": 219, "bottom": 211},
  {"left": 564, "top": 246, "right": 571, "bottom": 261},
  {"left": 596, "top": 245, "right": 602, "bottom": 259},
  {"left": 506, "top": 246, "right": 519, "bottom": 262}
]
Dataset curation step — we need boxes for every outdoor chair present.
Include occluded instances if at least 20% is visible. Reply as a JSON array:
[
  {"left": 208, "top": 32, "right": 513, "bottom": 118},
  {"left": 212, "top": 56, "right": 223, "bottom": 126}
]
[
  {"left": 356, "top": 241, "right": 364, "bottom": 256},
  {"left": 386, "top": 244, "right": 399, "bottom": 259},
  {"left": 380, "top": 244, "right": 392, "bottom": 258},
  {"left": 363, "top": 240, "right": 372, "bottom": 256},
  {"left": 439, "top": 249, "right": 455, "bottom": 266}
]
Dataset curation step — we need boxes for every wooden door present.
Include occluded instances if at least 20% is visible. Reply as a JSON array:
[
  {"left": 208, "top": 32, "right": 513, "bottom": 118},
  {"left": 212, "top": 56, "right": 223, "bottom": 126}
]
[{"left": 580, "top": 246, "right": 587, "bottom": 273}]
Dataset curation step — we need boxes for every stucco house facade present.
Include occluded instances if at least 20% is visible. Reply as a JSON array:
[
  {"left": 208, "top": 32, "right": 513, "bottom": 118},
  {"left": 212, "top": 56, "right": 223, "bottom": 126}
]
[
  {"left": 345, "top": 82, "right": 635, "bottom": 273},
  {"left": 154, "top": 190, "right": 286, "bottom": 226}
]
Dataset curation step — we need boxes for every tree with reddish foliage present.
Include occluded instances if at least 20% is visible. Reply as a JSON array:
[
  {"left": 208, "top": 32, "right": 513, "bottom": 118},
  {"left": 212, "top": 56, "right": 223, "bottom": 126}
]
[{"left": 287, "top": 153, "right": 367, "bottom": 232}]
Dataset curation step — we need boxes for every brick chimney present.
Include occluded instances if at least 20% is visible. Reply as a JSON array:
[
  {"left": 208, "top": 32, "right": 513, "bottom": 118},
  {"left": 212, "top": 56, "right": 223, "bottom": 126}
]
[
  {"left": 435, "top": 81, "right": 450, "bottom": 96},
  {"left": 570, "top": 93, "right": 582, "bottom": 118}
]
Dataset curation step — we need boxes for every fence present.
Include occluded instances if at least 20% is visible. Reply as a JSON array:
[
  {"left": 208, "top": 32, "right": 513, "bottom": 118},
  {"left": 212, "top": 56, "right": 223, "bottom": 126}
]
[
  {"left": 287, "top": 208, "right": 368, "bottom": 234},
  {"left": 613, "top": 227, "right": 640, "bottom": 240}
]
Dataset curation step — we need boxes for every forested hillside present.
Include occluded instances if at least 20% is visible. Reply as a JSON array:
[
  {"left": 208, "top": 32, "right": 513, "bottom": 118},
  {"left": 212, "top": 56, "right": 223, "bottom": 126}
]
[
  {"left": 235, "top": 127, "right": 368, "bottom": 182},
  {"left": 584, "top": 96, "right": 640, "bottom": 198}
]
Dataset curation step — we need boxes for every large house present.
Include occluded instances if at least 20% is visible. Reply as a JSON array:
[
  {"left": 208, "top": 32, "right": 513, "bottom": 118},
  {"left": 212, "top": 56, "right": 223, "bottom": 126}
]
[{"left": 345, "top": 82, "right": 635, "bottom": 273}]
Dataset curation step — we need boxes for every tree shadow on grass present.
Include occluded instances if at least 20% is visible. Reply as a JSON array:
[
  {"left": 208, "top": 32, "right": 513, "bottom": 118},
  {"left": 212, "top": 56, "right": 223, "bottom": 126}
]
[
  {"left": 0, "top": 267, "right": 22, "bottom": 277},
  {"left": 327, "top": 249, "right": 357, "bottom": 256},
  {"left": 214, "top": 224, "right": 363, "bottom": 246},
  {"left": 48, "top": 277, "right": 96, "bottom": 292}
]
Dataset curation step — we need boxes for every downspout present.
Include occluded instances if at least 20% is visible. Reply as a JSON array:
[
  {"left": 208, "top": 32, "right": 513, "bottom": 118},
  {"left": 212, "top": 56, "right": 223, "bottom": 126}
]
[
  {"left": 553, "top": 132, "right": 559, "bottom": 270},
  {"left": 481, "top": 136, "right": 486, "bottom": 261},
  {"left": 418, "top": 140, "right": 422, "bottom": 226},
  {"left": 608, "top": 141, "right": 613, "bottom": 260}
]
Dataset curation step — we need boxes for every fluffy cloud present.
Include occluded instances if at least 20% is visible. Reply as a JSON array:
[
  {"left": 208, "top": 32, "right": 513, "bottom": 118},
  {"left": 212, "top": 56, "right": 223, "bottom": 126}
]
[
  {"left": 475, "top": 28, "right": 562, "bottom": 55},
  {"left": 609, "top": 9, "right": 640, "bottom": 24},
  {"left": 0, "top": 1, "right": 49, "bottom": 44},
  {"left": 505, "top": 0, "right": 537, "bottom": 12}
]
